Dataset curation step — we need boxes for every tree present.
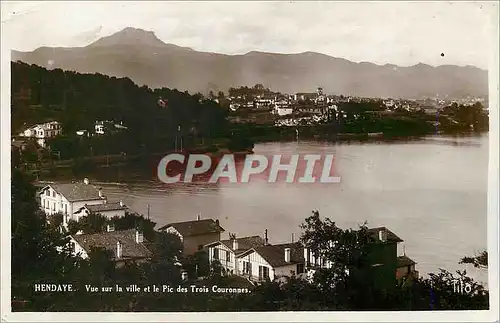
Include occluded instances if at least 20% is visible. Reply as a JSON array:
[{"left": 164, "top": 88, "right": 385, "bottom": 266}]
[
  {"left": 11, "top": 169, "right": 82, "bottom": 310},
  {"left": 111, "top": 212, "right": 156, "bottom": 241},
  {"left": 460, "top": 250, "right": 488, "bottom": 269},
  {"left": 253, "top": 84, "right": 265, "bottom": 91},
  {"left": 77, "top": 213, "right": 108, "bottom": 234}
]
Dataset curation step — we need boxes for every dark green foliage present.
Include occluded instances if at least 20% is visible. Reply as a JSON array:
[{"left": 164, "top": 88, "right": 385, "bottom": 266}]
[
  {"left": 111, "top": 212, "right": 156, "bottom": 241},
  {"left": 184, "top": 250, "right": 211, "bottom": 279},
  {"left": 77, "top": 213, "right": 108, "bottom": 234},
  {"left": 440, "top": 102, "right": 489, "bottom": 132},
  {"left": 11, "top": 62, "right": 230, "bottom": 160},
  {"left": 460, "top": 250, "right": 488, "bottom": 269}
]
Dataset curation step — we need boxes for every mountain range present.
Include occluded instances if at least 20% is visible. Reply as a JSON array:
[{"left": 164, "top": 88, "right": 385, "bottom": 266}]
[{"left": 11, "top": 27, "right": 488, "bottom": 99}]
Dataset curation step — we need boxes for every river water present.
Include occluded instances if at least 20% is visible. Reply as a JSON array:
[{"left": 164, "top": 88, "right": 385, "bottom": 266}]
[{"left": 99, "top": 134, "right": 489, "bottom": 284}]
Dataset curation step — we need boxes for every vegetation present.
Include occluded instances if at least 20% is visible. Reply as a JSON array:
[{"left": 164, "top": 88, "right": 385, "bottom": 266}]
[{"left": 460, "top": 250, "right": 488, "bottom": 269}]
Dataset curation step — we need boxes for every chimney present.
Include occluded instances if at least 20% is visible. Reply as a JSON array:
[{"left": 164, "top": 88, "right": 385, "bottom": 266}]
[
  {"left": 116, "top": 241, "right": 122, "bottom": 259},
  {"left": 215, "top": 219, "right": 219, "bottom": 227},
  {"left": 98, "top": 188, "right": 103, "bottom": 198},
  {"left": 379, "top": 229, "right": 387, "bottom": 242},
  {"left": 135, "top": 230, "right": 144, "bottom": 243},
  {"left": 83, "top": 178, "right": 89, "bottom": 185},
  {"left": 119, "top": 200, "right": 123, "bottom": 207},
  {"left": 197, "top": 214, "right": 201, "bottom": 221},
  {"left": 285, "top": 248, "right": 291, "bottom": 263},
  {"left": 103, "top": 199, "right": 107, "bottom": 204},
  {"left": 264, "top": 229, "right": 269, "bottom": 245},
  {"left": 232, "top": 236, "right": 238, "bottom": 250}
]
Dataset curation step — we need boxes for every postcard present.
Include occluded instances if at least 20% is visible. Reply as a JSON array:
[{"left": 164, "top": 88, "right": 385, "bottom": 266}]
[{"left": 1, "top": 1, "right": 498, "bottom": 322}]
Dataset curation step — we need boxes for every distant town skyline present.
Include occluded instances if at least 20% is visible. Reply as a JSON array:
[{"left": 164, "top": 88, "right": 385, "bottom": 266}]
[{"left": 2, "top": 1, "right": 496, "bottom": 69}]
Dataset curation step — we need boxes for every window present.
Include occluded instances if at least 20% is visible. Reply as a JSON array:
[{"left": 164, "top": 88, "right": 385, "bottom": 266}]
[
  {"left": 225, "top": 251, "right": 231, "bottom": 262},
  {"left": 259, "top": 266, "right": 269, "bottom": 280},
  {"left": 64, "top": 204, "right": 68, "bottom": 214},
  {"left": 52, "top": 190, "right": 55, "bottom": 198},
  {"left": 297, "top": 263, "right": 305, "bottom": 274},
  {"left": 213, "top": 248, "right": 219, "bottom": 260},
  {"left": 242, "top": 261, "right": 251, "bottom": 275}
]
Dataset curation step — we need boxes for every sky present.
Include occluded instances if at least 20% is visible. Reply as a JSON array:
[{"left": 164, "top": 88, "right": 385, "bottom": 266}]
[{"left": 1, "top": 1, "right": 497, "bottom": 69}]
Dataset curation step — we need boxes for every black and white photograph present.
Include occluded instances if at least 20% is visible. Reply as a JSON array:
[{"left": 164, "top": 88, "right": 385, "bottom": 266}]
[{"left": 1, "top": 1, "right": 498, "bottom": 321}]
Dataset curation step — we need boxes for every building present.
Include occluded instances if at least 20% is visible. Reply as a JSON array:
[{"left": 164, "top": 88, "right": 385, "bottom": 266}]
[
  {"left": 73, "top": 200, "right": 128, "bottom": 220},
  {"left": 295, "top": 104, "right": 329, "bottom": 115},
  {"left": 302, "top": 226, "right": 417, "bottom": 289},
  {"left": 294, "top": 93, "right": 317, "bottom": 102},
  {"left": 19, "top": 121, "right": 62, "bottom": 148},
  {"left": 273, "top": 99, "right": 293, "bottom": 116},
  {"left": 158, "top": 216, "right": 225, "bottom": 255},
  {"left": 95, "top": 121, "right": 108, "bottom": 135},
  {"left": 254, "top": 97, "right": 274, "bottom": 108},
  {"left": 205, "top": 234, "right": 266, "bottom": 275},
  {"left": 363, "top": 227, "right": 408, "bottom": 289},
  {"left": 39, "top": 178, "right": 107, "bottom": 227},
  {"left": 69, "top": 228, "right": 152, "bottom": 266},
  {"left": 396, "top": 255, "right": 419, "bottom": 281},
  {"left": 237, "top": 242, "right": 306, "bottom": 282},
  {"left": 94, "top": 120, "right": 127, "bottom": 135}
]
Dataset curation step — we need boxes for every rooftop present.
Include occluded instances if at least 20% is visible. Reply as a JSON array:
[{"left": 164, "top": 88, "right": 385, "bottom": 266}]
[
  {"left": 368, "top": 227, "right": 404, "bottom": 243},
  {"left": 397, "top": 255, "right": 416, "bottom": 268},
  {"left": 158, "top": 219, "right": 225, "bottom": 237},
  {"left": 207, "top": 235, "right": 266, "bottom": 254},
  {"left": 246, "top": 242, "right": 304, "bottom": 268},
  {"left": 42, "top": 182, "right": 104, "bottom": 202},
  {"left": 72, "top": 229, "right": 152, "bottom": 260},
  {"left": 85, "top": 202, "right": 127, "bottom": 213}
]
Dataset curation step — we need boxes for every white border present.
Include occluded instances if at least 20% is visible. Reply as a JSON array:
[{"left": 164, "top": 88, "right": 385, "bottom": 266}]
[{"left": 1, "top": 1, "right": 499, "bottom": 322}]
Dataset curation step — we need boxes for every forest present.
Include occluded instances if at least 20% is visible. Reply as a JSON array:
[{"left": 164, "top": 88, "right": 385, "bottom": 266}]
[{"left": 11, "top": 61, "right": 246, "bottom": 158}]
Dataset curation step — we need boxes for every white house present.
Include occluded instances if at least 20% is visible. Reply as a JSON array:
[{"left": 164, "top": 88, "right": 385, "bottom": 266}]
[
  {"left": 73, "top": 200, "right": 128, "bottom": 220},
  {"left": 39, "top": 178, "right": 107, "bottom": 227},
  {"left": 95, "top": 120, "right": 128, "bottom": 135},
  {"left": 69, "top": 228, "right": 152, "bottom": 265},
  {"left": 94, "top": 121, "right": 108, "bottom": 135},
  {"left": 158, "top": 216, "right": 225, "bottom": 255},
  {"left": 273, "top": 105, "right": 293, "bottom": 116},
  {"left": 229, "top": 103, "right": 241, "bottom": 111},
  {"left": 205, "top": 235, "right": 266, "bottom": 275},
  {"left": 19, "top": 121, "right": 62, "bottom": 147},
  {"left": 236, "top": 242, "right": 306, "bottom": 282}
]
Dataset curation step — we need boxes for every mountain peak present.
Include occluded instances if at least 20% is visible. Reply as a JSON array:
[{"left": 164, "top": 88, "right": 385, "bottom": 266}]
[{"left": 87, "top": 27, "right": 167, "bottom": 48}]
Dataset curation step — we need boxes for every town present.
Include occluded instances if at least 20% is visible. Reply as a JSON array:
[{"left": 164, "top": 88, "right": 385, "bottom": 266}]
[{"left": 38, "top": 177, "right": 418, "bottom": 287}]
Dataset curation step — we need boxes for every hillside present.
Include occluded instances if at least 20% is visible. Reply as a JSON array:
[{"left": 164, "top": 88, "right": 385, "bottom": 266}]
[
  {"left": 12, "top": 27, "right": 488, "bottom": 99},
  {"left": 11, "top": 61, "right": 229, "bottom": 157}
]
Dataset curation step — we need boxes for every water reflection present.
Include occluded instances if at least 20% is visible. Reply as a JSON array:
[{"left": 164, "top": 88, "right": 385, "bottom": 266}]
[{"left": 76, "top": 134, "right": 490, "bottom": 285}]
